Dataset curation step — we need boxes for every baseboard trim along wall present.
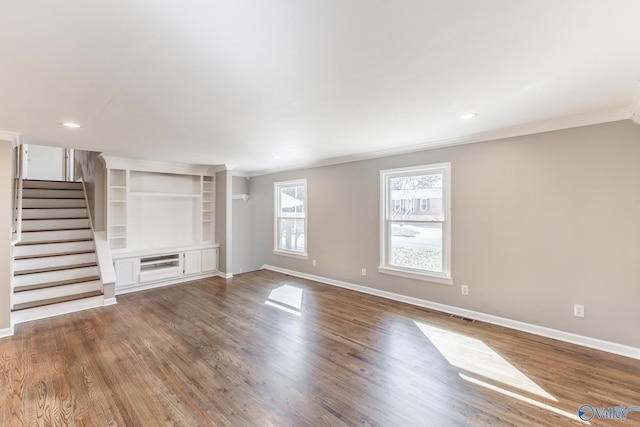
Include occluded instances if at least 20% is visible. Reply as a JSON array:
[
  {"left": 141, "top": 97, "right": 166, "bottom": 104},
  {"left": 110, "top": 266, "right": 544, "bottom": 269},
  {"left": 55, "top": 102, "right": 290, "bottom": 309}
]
[
  {"left": 262, "top": 264, "right": 640, "bottom": 360},
  {"left": 0, "top": 326, "right": 14, "bottom": 338},
  {"left": 217, "top": 272, "right": 233, "bottom": 279}
]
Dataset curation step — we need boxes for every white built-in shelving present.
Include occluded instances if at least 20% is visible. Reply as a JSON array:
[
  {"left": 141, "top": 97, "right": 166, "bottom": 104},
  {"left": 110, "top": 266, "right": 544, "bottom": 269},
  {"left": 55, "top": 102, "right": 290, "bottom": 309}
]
[
  {"left": 99, "top": 155, "right": 219, "bottom": 294},
  {"left": 108, "top": 169, "right": 128, "bottom": 250},
  {"left": 202, "top": 176, "right": 214, "bottom": 243}
]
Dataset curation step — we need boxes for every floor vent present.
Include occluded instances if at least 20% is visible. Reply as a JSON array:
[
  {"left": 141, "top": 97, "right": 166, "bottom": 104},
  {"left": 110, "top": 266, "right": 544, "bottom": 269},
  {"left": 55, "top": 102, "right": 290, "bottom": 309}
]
[{"left": 450, "top": 314, "right": 476, "bottom": 324}]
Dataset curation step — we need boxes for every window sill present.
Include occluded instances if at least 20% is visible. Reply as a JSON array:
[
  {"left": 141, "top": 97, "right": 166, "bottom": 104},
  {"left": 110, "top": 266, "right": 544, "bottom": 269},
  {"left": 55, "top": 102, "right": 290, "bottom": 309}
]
[
  {"left": 378, "top": 266, "right": 453, "bottom": 285},
  {"left": 273, "top": 250, "right": 309, "bottom": 260}
]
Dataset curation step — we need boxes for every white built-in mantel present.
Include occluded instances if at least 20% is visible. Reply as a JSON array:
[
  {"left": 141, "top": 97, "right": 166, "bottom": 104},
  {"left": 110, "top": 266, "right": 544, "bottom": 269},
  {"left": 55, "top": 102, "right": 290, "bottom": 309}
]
[{"left": 99, "top": 155, "right": 220, "bottom": 294}]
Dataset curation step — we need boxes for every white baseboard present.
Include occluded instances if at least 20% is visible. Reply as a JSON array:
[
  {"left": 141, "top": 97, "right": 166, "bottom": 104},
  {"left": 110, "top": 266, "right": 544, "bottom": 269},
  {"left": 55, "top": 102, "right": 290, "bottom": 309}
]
[
  {"left": 0, "top": 326, "right": 14, "bottom": 338},
  {"left": 217, "top": 271, "right": 233, "bottom": 279},
  {"left": 103, "top": 297, "right": 117, "bottom": 306},
  {"left": 262, "top": 264, "right": 640, "bottom": 360}
]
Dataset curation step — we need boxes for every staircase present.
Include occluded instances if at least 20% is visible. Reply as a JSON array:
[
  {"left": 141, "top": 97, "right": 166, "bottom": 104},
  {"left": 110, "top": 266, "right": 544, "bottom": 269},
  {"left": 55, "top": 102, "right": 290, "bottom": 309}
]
[{"left": 12, "top": 180, "right": 105, "bottom": 324}]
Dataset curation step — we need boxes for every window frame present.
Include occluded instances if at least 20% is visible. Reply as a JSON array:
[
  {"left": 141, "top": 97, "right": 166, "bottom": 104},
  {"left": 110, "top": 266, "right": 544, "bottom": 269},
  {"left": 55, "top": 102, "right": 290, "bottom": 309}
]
[
  {"left": 274, "top": 179, "right": 308, "bottom": 259},
  {"left": 378, "top": 163, "right": 452, "bottom": 285}
]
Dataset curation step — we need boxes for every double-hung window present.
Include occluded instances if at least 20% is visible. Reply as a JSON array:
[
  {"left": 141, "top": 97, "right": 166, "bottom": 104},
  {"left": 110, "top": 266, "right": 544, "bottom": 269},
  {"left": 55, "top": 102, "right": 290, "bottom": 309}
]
[
  {"left": 274, "top": 179, "right": 307, "bottom": 258},
  {"left": 379, "top": 163, "right": 451, "bottom": 284}
]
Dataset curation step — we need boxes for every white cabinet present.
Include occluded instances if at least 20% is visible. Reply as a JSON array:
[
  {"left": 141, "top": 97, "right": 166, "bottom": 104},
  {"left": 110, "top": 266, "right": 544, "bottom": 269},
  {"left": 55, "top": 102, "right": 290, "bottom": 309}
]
[
  {"left": 184, "top": 250, "right": 202, "bottom": 276},
  {"left": 113, "top": 246, "right": 219, "bottom": 294},
  {"left": 202, "top": 248, "right": 218, "bottom": 272},
  {"left": 114, "top": 258, "right": 138, "bottom": 287}
]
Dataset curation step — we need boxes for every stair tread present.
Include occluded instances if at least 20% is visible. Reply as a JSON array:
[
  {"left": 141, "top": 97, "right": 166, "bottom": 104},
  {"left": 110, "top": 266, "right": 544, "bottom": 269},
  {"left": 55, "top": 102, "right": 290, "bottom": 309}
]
[
  {"left": 16, "top": 238, "right": 93, "bottom": 246},
  {"left": 14, "top": 250, "right": 96, "bottom": 260},
  {"left": 14, "top": 276, "right": 101, "bottom": 293},
  {"left": 22, "top": 227, "right": 91, "bottom": 232},
  {"left": 22, "top": 218, "right": 88, "bottom": 221},
  {"left": 12, "top": 290, "right": 103, "bottom": 311},
  {"left": 14, "top": 262, "right": 98, "bottom": 276}
]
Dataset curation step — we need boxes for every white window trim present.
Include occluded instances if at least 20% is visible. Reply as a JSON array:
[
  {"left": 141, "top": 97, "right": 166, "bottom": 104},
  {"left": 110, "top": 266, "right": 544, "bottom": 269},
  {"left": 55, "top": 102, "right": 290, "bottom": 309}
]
[
  {"left": 274, "top": 179, "right": 308, "bottom": 259},
  {"left": 378, "top": 163, "right": 452, "bottom": 285}
]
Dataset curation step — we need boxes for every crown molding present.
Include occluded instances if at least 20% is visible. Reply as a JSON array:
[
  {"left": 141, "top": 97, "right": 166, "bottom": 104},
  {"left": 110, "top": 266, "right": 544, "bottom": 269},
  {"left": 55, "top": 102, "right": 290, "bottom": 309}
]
[
  {"left": 0, "top": 130, "right": 22, "bottom": 147},
  {"left": 248, "top": 107, "right": 631, "bottom": 177}
]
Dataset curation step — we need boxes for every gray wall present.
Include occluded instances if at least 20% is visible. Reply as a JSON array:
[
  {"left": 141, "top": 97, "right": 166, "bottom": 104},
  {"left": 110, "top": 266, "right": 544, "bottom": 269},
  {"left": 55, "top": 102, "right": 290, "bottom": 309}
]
[
  {"left": 215, "top": 170, "right": 233, "bottom": 275},
  {"left": 0, "top": 141, "right": 13, "bottom": 333},
  {"left": 74, "top": 150, "right": 105, "bottom": 231},
  {"left": 232, "top": 176, "right": 258, "bottom": 274},
  {"left": 249, "top": 120, "right": 640, "bottom": 348}
]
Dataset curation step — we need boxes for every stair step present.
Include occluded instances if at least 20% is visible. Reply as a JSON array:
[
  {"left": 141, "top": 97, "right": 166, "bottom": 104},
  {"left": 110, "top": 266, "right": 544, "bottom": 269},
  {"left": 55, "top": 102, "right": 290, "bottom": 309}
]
[
  {"left": 15, "top": 241, "right": 95, "bottom": 258},
  {"left": 13, "top": 265, "right": 100, "bottom": 287},
  {"left": 15, "top": 249, "right": 96, "bottom": 260},
  {"left": 12, "top": 290, "right": 103, "bottom": 312},
  {"left": 14, "top": 253, "right": 97, "bottom": 273},
  {"left": 22, "top": 208, "right": 88, "bottom": 219},
  {"left": 14, "top": 262, "right": 98, "bottom": 276},
  {"left": 20, "top": 229, "right": 93, "bottom": 243},
  {"left": 13, "top": 279, "right": 102, "bottom": 306},
  {"left": 22, "top": 218, "right": 90, "bottom": 231},
  {"left": 22, "top": 180, "right": 83, "bottom": 190},
  {"left": 14, "top": 275, "right": 101, "bottom": 292},
  {"left": 23, "top": 188, "right": 85, "bottom": 199},
  {"left": 22, "top": 198, "right": 86, "bottom": 208}
]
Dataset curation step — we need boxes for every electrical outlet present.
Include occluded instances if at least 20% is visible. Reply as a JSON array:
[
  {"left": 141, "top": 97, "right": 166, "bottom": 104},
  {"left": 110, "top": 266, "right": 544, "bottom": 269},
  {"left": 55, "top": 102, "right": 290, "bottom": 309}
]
[
  {"left": 461, "top": 285, "right": 469, "bottom": 295},
  {"left": 361, "top": 268, "right": 366, "bottom": 276},
  {"left": 574, "top": 304, "right": 585, "bottom": 318},
  {"left": 312, "top": 259, "right": 317, "bottom": 267}
]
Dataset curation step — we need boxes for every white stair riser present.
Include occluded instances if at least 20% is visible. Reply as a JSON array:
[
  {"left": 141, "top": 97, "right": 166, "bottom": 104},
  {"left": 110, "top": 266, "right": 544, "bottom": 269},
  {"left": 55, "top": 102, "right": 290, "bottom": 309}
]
[
  {"left": 22, "top": 181, "right": 83, "bottom": 190},
  {"left": 13, "top": 266, "right": 99, "bottom": 287},
  {"left": 14, "top": 241, "right": 95, "bottom": 257},
  {"left": 22, "top": 198, "right": 86, "bottom": 208},
  {"left": 13, "top": 280, "right": 102, "bottom": 305},
  {"left": 21, "top": 229, "right": 92, "bottom": 243},
  {"left": 22, "top": 218, "right": 90, "bottom": 231},
  {"left": 14, "top": 252, "right": 96, "bottom": 272},
  {"left": 22, "top": 208, "right": 88, "bottom": 219},
  {"left": 22, "top": 189, "right": 85, "bottom": 199},
  {"left": 11, "top": 296, "right": 104, "bottom": 325}
]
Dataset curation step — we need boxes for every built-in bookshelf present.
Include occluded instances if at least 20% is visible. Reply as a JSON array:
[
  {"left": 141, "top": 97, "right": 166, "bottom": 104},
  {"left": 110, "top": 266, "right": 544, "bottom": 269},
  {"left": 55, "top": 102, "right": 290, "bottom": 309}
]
[
  {"left": 202, "top": 176, "right": 214, "bottom": 243},
  {"left": 108, "top": 169, "right": 127, "bottom": 250},
  {"left": 100, "top": 155, "right": 220, "bottom": 294}
]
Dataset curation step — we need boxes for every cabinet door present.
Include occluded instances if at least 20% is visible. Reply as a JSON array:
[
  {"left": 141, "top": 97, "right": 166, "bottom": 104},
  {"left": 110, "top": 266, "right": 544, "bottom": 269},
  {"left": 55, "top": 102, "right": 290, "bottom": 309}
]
[
  {"left": 202, "top": 248, "right": 218, "bottom": 272},
  {"left": 184, "top": 250, "right": 202, "bottom": 276},
  {"left": 114, "top": 258, "right": 138, "bottom": 288}
]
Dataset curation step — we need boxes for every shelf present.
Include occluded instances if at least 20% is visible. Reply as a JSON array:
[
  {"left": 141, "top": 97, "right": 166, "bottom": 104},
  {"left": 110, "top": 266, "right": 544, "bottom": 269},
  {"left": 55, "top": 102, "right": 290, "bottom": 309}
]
[
  {"left": 110, "top": 236, "right": 127, "bottom": 240},
  {"left": 130, "top": 192, "right": 200, "bottom": 198},
  {"left": 111, "top": 200, "right": 126, "bottom": 203},
  {"left": 110, "top": 224, "right": 126, "bottom": 228},
  {"left": 110, "top": 185, "right": 127, "bottom": 189}
]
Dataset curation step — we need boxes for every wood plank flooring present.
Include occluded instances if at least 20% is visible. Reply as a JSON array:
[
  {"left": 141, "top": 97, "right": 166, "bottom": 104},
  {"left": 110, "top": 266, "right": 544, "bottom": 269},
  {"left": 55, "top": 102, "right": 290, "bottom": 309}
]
[{"left": 1, "top": 270, "right": 638, "bottom": 426}]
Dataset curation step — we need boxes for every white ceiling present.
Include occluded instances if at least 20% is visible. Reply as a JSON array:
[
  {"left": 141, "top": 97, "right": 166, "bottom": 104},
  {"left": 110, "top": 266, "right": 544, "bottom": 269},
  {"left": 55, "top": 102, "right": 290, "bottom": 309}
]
[{"left": 1, "top": 1, "right": 639, "bottom": 174}]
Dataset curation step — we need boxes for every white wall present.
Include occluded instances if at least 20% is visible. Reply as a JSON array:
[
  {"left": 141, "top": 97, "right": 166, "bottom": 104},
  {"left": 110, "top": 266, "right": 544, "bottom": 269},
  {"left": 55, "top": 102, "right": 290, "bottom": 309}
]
[
  {"left": 25, "top": 144, "right": 64, "bottom": 180},
  {"left": 249, "top": 120, "right": 640, "bottom": 348}
]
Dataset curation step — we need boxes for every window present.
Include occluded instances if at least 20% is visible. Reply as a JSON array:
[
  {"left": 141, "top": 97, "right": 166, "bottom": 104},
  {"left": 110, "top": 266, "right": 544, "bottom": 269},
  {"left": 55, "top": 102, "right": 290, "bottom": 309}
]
[
  {"left": 379, "top": 163, "right": 451, "bottom": 284},
  {"left": 274, "top": 179, "right": 307, "bottom": 258}
]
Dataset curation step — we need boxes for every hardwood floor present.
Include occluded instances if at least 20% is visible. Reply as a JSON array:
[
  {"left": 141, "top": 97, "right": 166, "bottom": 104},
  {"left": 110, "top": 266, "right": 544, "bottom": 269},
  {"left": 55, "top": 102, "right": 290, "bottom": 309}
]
[{"left": 1, "top": 270, "right": 638, "bottom": 426}]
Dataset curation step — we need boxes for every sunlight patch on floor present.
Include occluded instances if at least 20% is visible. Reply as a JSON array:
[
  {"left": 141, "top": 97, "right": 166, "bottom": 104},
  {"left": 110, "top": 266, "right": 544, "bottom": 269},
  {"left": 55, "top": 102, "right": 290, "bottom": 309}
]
[
  {"left": 265, "top": 285, "right": 303, "bottom": 316},
  {"left": 414, "top": 321, "right": 556, "bottom": 401},
  {"left": 459, "top": 374, "right": 586, "bottom": 423}
]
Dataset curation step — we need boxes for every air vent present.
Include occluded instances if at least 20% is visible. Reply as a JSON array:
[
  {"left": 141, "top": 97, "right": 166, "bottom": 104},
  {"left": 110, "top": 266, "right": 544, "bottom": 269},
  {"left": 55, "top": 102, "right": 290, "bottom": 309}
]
[{"left": 450, "top": 314, "right": 476, "bottom": 324}]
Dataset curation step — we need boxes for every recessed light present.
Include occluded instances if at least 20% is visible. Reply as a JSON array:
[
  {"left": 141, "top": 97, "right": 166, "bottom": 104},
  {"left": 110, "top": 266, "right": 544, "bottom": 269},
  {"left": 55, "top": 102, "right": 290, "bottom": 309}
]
[
  {"left": 460, "top": 113, "right": 478, "bottom": 120},
  {"left": 273, "top": 155, "right": 281, "bottom": 160},
  {"left": 62, "top": 122, "right": 81, "bottom": 128}
]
